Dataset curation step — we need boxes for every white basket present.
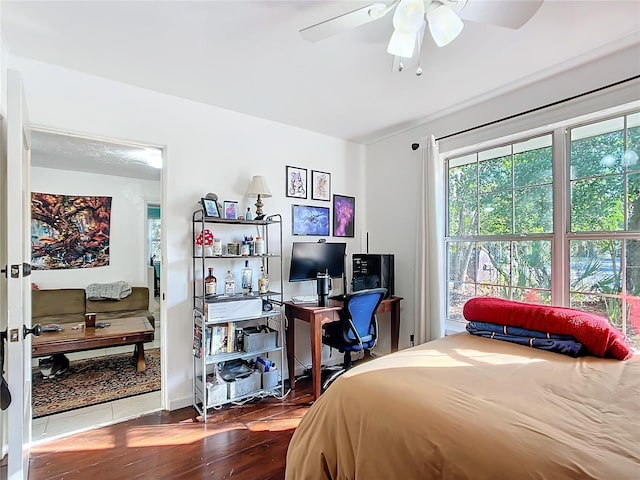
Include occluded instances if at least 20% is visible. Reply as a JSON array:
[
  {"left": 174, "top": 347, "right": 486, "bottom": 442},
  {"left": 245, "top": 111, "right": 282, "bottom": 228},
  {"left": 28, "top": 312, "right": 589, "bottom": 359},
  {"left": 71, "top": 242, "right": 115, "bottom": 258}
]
[
  {"left": 262, "top": 370, "right": 279, "bottom": 390},
  {"left": 206, "top": 381, "right": 228, "bottom": 406},
  {"left": 228, "top": 371, "right": 261, "bottom": 398}
]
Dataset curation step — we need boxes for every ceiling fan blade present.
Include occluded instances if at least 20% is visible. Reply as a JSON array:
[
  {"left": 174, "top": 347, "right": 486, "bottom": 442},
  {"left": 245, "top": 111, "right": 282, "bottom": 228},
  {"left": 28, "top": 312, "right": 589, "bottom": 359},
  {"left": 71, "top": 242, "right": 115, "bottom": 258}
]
[
  {"left": 457, "top": 0, "right": 543, "bottom": 29},
  {"left": 300, "top": 3, "right": 392, "bottom": 42}
]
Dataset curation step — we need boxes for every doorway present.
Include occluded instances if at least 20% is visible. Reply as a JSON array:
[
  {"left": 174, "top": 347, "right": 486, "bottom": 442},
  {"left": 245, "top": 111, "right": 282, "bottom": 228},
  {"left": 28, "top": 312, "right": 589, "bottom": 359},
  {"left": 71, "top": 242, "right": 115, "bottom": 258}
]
[{"left": 29, "top": 128, "right": 164, "bottom": 439}]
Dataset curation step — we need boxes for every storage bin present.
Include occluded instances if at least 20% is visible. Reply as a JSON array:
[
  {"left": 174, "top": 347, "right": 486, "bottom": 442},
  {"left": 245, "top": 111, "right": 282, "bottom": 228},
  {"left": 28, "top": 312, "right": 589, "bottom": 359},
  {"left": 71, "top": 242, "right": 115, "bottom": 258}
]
[
  {"left": 228, "top": 370, "right": 261, "bottom": 398},
  {"left": 243, "top": 325, "right": 278, "bottom": 352},
  {"left": 206, "top": 381, "right": 228, "bottom": 406},
  {"left": 262, "top": 369, "right": 279, "bottom": 390}
]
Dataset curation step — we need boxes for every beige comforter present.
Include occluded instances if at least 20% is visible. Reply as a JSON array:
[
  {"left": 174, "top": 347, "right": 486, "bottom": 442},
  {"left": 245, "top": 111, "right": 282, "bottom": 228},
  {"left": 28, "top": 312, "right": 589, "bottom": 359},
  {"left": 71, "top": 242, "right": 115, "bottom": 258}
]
[{"left": 285, "top": 333, "right": 640, "bottom": 480}]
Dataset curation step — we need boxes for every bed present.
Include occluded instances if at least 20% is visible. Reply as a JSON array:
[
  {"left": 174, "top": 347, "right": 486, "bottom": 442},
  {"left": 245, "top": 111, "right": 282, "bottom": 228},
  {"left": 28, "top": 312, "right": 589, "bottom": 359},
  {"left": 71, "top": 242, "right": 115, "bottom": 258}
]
[{"left": 285, "top": 332, "right": 640, "bottom": 479}]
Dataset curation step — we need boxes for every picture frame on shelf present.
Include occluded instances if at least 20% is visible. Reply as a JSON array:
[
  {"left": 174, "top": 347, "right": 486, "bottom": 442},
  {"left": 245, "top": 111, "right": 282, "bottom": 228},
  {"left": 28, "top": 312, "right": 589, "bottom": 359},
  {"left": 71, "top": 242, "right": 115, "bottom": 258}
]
[
  {"left": 292, "top": 204, "right": 330, "bottom": 236},
  {"left": 201, "top": 198, "right": 220, "bottom": 218},
  {"left": 286, "top": 166, "right": 307, "bottom": 199},
  {"left": 333, "top": 194, "right": 355, "bottom": 237},
  {"left": 223, "top": 201, "right": 239, "bottom": 220},
  {"left": 311, "top": 170, "right": 331, "bottom": 201}
]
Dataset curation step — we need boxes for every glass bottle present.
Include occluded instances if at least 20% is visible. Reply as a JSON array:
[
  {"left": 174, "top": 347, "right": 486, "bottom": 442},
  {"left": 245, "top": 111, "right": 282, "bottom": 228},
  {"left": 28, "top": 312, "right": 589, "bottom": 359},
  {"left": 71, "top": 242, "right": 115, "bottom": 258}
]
[
  {"left": 245, "top": 208, "right": 253, "bottom": 221},
  {"left": 224, "top": 269, "right": 236, "bottom": 296},
  {"left": 241, "top": 260, "right": 253, "bottom": 294},
  {"left": 258, "top": 266, "right": 269, "bottom": 294},
  {"left": 204, "top": 267, "right": 217, "bottom": 296},
  {"left": 254, "top": 236, "right": 265, "bottom": 255}
]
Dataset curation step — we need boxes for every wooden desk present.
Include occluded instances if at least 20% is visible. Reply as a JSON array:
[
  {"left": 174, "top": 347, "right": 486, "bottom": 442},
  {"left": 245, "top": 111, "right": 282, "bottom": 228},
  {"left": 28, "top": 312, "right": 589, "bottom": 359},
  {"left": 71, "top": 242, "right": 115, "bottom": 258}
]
[{"left": 285, "top": 296, "right": 402, "bottom": 400}]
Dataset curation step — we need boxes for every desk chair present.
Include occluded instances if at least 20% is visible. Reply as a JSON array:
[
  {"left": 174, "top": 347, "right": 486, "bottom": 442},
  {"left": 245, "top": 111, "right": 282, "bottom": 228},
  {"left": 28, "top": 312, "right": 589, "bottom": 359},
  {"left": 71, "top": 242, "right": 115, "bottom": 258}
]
[{"left": 321, "top": 288, "right": 387, "bottom": 390}]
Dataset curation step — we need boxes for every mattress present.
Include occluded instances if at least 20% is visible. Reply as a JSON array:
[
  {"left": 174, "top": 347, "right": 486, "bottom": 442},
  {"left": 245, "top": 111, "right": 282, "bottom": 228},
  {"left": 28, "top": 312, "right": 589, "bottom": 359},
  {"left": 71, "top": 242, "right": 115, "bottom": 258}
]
[{"left": 285, "top": 332, "right": 640, "bottom": 479}]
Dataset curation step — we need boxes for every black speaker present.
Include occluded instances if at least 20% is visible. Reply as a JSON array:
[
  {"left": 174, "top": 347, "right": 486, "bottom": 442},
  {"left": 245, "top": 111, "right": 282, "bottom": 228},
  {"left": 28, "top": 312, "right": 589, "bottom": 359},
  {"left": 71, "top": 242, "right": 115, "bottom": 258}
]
[{"left": 352, "top": 254, "right": 394, "bottom": 299}]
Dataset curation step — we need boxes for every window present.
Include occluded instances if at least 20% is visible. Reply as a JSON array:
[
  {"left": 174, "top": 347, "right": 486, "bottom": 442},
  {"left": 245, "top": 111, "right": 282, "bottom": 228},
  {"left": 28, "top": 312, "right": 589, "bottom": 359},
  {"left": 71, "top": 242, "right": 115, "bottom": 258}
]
[
  {"left": 445, "top": 110, "right": 640, "bottom": 349},
  {"left": 148, "top": 205, "right": 161, "bottom": 262}
]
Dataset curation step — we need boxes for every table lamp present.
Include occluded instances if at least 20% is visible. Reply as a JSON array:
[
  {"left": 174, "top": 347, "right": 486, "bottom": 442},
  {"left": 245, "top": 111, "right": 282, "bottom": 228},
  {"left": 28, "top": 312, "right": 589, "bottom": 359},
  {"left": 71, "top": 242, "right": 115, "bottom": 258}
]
[{"left": 245, "top": 175, "right": 272, "bottom": 220}]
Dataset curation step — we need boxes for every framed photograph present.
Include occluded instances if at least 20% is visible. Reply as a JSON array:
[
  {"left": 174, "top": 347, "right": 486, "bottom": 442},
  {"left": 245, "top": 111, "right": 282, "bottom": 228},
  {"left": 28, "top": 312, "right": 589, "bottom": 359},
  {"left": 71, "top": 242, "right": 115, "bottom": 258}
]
[
  {"left": 333, "top": 194, "right": 355, "bottom": 237},
  {"left": 223, "top": 201, "right": 238, "bottom": 220},
  {"left": 201, "top": 198, "right": 220, "bottom": 218},
  {"left": 311, "top": 170, "right": 331, "bottom": 201},
  {"left": 286, "top": 166, "right": 307, "bottom": 199},
  {"left": 292, "top": 204, "right": 330, "bottom": 236}
]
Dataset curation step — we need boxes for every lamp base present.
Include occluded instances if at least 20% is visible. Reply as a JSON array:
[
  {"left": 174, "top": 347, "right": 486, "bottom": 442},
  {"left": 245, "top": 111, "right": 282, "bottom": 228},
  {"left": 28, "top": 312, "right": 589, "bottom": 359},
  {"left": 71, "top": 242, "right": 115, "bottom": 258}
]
[
  {"left": 254, "top": 214, "right": 265, "bottom": 220},
  {"left": 255, "top": 194, "right": 264, "bottom": 218}
]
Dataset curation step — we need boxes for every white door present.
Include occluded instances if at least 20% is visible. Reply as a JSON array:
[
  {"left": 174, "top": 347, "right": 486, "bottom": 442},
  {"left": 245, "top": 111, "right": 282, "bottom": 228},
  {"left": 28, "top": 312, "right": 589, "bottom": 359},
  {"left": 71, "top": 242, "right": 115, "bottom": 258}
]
[{"left": 3, "top": 69, "right": 33, "bottom": 480}]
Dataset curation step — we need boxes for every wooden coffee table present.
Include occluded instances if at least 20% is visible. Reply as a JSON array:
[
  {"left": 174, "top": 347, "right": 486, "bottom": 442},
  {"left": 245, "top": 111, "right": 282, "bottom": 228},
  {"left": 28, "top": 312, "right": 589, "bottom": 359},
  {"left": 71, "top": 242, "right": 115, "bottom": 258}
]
[{"left": 32, "top": 316, "right": 155, "bottom": 372}]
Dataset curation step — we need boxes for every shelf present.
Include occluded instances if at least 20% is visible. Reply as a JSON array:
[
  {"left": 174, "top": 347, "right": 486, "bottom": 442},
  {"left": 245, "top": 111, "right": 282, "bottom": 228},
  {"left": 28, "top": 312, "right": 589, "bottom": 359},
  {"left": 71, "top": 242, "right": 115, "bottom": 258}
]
[
  {"left": 196, "top": 292, "right": 281, "bottom": 302},
  {"left": 193, "top": 253, "right": 281, "bottom": 259},
  {"left": 193, "top": 210, "right": 281, "bottom": 226},
  {"left": 194, "top": 309, "right": 281, "bottom": 325},
  {"left": 204, "top": 345, "right": 282, "bottom": 364},
  {"left": 195, "top": 384, "right": 284, "bottom": 411}
]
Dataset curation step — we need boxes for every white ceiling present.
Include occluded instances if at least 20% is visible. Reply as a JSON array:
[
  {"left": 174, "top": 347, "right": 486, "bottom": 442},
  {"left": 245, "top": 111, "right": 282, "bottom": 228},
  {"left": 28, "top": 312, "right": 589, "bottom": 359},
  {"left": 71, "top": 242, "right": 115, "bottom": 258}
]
[
  {"left": 3, "top": 0, "right": 640, "bottom": 146},
  {"left": 31, "top": 130, "right": 162, "bottom": 181}
]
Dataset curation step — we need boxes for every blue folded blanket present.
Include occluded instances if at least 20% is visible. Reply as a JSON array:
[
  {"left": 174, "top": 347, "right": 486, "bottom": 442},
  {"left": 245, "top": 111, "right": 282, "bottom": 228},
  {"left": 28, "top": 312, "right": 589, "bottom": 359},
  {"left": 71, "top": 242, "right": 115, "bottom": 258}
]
[{"left": 466, "top": 320, "right": 585, "bottom": 357}]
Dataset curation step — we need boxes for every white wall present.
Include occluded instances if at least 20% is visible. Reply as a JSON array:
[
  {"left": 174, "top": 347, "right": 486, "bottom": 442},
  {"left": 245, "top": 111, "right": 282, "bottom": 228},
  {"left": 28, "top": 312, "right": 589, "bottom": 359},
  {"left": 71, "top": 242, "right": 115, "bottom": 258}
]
[
  {"left": 366, "top": 44, "right": 640, "bottom": 348},
  {"left": 11, "top": 56, "right": 366, "bottom": 410},
  {"left": 30, "top": 166, "right": 160, "bottom": 289},
  {"left": 0, "top": 4, "right": 8, "bottom": 460}
]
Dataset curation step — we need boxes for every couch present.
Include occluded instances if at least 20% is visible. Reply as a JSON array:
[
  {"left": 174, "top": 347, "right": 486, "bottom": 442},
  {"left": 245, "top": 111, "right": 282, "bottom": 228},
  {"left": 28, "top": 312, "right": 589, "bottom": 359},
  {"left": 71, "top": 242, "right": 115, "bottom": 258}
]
[{"left": 32, "top": 287, "right": 155, "bottom": 329}]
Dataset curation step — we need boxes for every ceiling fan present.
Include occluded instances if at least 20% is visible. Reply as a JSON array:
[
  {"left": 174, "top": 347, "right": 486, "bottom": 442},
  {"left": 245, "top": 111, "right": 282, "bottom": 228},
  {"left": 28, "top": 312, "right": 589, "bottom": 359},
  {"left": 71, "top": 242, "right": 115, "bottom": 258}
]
[{"left": 300, "top": 0, "right": 543, "bottom": 75}]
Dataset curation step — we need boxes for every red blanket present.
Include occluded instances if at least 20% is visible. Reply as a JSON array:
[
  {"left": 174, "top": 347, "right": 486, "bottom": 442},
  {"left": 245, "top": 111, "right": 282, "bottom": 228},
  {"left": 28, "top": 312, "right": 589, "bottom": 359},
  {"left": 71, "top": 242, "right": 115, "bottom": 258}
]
[{"left": 463, "top": 297, "right": 634, "bottom": 360}]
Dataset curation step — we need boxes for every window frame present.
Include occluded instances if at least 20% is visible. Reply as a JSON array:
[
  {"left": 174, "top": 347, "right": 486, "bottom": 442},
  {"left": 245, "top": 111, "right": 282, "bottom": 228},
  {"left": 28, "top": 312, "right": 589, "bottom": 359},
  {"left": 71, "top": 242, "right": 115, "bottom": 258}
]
[{"left": 443, "top": 106, "right": 640, "bottom": 337}]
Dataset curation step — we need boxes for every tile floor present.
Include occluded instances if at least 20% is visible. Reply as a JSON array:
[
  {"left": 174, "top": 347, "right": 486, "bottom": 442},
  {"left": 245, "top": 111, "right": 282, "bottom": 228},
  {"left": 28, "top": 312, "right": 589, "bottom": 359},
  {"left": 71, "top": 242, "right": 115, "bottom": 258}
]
[{"left": 31, "top": 304, "right": 162, "bottom": 444}]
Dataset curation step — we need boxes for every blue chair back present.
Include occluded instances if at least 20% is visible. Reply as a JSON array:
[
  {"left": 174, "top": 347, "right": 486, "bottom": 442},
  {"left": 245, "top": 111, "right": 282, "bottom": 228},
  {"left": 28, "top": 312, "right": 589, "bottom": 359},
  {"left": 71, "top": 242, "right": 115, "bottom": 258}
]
[{"left": 343, "top": 288, "right": 386, "bottom": 344}]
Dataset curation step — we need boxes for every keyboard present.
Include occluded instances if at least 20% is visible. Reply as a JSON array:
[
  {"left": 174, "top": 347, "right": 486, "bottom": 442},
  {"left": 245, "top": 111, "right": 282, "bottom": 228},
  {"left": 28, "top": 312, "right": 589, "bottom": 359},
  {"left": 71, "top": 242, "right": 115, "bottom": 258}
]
[{"left": 291, "top": 295, "right": 318, "bottom": 304}]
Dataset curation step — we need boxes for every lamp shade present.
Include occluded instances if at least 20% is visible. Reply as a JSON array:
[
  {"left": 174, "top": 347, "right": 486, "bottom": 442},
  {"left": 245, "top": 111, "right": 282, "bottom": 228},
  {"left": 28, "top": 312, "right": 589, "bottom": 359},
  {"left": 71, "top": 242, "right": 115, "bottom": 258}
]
[
  {"left": 245, "top": 175, "right": 272, "bottom": 198},
  {"left": 427, "top": 2, "right": 464, "bottom": 47}
]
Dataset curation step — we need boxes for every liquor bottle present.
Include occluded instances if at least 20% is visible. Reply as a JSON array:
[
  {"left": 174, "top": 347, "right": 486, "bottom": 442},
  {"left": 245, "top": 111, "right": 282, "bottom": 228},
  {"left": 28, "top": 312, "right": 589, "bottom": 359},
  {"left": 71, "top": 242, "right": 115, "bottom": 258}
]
[
  {"left": 241, "top": 260, "right": 253, "bottom": 294},
  {"left": 258, "top": 266, "right": 269, "bottom": 294},
  {"left": 224, "top": 269, "right": 236, "bottom": 295},
  {"left": 204, "top": 267, "right": 217, "bottom": 296}
]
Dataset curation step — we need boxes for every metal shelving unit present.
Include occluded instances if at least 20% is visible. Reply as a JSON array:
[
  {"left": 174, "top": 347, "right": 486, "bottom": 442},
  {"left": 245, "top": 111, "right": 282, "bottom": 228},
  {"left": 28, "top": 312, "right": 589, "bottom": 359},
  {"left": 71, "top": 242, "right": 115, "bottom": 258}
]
[{"left": 191, "top": 208, "right": 284, "bottom": 422}]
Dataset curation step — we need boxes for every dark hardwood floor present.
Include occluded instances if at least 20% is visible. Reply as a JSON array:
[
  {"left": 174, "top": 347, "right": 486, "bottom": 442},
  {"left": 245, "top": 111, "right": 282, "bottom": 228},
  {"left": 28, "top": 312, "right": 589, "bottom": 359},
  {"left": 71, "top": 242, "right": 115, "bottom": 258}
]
[{"left": 28, "top": 380, "right": 315, "bottom": 480}]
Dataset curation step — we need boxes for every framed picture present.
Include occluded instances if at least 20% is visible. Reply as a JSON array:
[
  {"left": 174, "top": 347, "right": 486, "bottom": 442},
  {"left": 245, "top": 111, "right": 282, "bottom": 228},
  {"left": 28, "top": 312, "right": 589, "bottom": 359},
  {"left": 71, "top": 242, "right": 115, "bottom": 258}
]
[
  {"left": 201, "top": 198, "right": 220, "bottom": 218},
  {"left": 333, "top": 194, "right": 355, "bottom": 237},
  {"left": 292, "top": 204, "right": 330, "bottom": 236},
  {"left": 223, "top": 201, "right": 238, "bottom": 220},
  {"left": 286, "top": 166, "right": 307, "bottom": 199},
  {"left": 311, "top": 170, "right": 331, "bottom": 201}
]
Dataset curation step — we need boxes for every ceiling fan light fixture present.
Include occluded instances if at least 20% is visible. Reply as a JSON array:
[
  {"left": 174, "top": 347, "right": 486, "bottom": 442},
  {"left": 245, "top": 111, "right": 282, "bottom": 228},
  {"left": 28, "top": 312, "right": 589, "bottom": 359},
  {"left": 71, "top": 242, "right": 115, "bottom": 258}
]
[
  {"left": 387, "top": 29, "right": 419, "bottom": 58},
  {"left": 426, "top": 1, "right": 464, "bottom": 47},
  {"left": 392, "top": 0, "right": 426, "bottom": 33}
]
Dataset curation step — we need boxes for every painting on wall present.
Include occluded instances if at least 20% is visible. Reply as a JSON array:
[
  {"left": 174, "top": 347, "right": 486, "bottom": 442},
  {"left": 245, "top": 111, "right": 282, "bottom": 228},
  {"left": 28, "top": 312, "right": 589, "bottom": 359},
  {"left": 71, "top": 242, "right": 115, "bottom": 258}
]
[
  {"left": 333, "top": 194, "right": 355, "bottom": 237},
  {"left": 286, "top": 166, "right": 307, "bottom": 199},
  {"left": 311, "top": 170, "right": 331, "bottom": 201},
  {"left": 31, "top": 192, "right": 112, "bottom": 270},
  {"left": 292, "top": 204, "right": 330, "bottom": 236}
]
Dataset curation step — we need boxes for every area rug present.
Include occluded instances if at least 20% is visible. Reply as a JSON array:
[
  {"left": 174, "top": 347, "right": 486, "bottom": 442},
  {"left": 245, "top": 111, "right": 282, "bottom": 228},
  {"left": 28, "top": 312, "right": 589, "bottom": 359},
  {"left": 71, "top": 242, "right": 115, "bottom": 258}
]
[{"left": 32, "top": 348, "right": 160, "bottom": 418}]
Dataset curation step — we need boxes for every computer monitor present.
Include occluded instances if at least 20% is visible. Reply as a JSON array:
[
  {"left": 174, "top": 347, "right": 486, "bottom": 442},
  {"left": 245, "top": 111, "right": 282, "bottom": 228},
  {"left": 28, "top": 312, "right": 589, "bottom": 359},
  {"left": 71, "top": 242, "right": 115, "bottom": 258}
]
[{"left": 288, "top": 242, "right": 346, "bottom": 282}]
